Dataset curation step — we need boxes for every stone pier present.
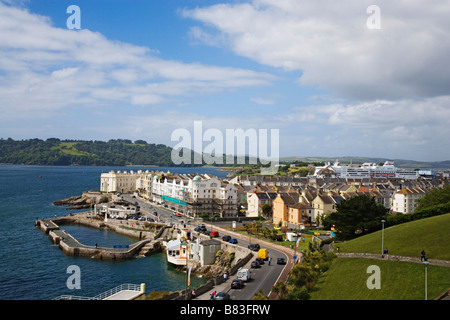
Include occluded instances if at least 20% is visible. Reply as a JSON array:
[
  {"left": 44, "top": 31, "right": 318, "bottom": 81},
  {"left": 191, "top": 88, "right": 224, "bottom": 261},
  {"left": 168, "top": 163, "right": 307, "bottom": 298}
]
[{"left": 36, "top": 212, "right": 165, "bottom": 260}]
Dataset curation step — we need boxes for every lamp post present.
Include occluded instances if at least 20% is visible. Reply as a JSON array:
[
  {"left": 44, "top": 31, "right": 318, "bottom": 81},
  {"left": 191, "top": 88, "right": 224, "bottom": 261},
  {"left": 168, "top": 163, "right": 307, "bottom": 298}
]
[
  {"left": 381, "top": 219, "right": 385, "bottom": 257},
  {"left": 423, "top": 261, "right": 430, "bottom": 300}
]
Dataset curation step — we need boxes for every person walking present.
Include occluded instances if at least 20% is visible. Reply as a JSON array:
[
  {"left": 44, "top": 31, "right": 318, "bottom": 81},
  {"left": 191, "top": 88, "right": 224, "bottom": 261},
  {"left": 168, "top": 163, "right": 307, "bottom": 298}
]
[{"left": 421, "top": 250, "right": 426, "bottom": 261}]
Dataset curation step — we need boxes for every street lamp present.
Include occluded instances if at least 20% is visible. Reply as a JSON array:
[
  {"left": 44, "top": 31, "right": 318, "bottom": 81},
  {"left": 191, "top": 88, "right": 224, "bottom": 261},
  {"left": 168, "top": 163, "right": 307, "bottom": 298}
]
[
  {"left": 381, "top": 219, "right": 385, "bottom": 258},
  {"left": 423, "top": 261, "right": 430, "bottom": 300}
]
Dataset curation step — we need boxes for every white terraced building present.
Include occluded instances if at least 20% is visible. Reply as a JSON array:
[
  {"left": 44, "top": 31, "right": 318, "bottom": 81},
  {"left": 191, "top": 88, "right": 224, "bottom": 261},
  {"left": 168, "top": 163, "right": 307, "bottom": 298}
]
[
  {"left": 100, "top": 170, "right": 239, "bottom": 218},
  {"left": 100, "top": 170, "right": 142, "bottom": 194}
]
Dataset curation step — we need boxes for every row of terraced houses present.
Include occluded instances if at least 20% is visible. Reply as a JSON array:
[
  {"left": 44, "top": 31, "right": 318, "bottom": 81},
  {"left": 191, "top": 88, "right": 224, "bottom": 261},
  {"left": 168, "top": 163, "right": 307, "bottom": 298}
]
[{"left": 100, "top": 168, "right": 450, "bottom": 228}]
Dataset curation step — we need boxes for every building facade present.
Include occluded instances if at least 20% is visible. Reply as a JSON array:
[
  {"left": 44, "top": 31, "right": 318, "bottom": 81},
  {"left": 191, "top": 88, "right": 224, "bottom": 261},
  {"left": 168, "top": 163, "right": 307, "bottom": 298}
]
[
  {"left": 391, "top": 187, "right": 428, "bottom": 214},
  {"left": 100, "top": 170, "right": 239, "bottom": 218}
]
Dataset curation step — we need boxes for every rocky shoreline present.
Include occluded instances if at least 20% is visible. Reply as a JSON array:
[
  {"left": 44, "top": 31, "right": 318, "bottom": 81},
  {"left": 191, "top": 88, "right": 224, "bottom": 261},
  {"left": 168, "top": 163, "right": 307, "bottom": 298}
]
[{"left": 53, "top": 191, "right": 112, "bottom": 210}]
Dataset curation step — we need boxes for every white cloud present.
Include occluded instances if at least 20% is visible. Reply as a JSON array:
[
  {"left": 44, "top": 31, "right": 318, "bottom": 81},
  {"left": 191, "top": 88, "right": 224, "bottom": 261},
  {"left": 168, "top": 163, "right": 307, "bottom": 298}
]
[
  {"left": 183, "top": 0, "right": 450, "bottom": 101},
  {"left": 0, "top": 2, "right": 274, "bottom": 116}
]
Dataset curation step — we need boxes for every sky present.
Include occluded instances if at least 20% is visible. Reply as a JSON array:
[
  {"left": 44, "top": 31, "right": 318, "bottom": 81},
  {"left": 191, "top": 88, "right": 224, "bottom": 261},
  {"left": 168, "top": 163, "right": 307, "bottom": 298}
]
[{"left": 0, "top": 0, "right": 449, "bottom": 162}]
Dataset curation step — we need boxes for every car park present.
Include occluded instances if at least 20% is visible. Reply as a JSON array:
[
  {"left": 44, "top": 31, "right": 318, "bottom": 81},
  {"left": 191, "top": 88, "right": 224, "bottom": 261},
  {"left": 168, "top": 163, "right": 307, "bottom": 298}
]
[
  {"left": 229, "top": 238, "right": 238, "bottom": 244},
  {"left": 231, "top": 279, "right": 244, "bottom": 289}
]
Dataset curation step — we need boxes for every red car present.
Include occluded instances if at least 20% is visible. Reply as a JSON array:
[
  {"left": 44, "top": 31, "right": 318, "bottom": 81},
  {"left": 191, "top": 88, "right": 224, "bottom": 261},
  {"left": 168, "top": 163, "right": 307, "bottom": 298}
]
[{"left": 175, "top": 212, "right": 182, "bottom": 217}]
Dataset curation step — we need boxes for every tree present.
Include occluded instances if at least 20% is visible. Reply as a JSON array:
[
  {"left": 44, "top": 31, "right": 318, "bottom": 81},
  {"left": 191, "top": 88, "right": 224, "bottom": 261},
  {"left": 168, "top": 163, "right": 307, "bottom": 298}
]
[
  {"left": 323, "top": 194, "right": 387, "bottom": 240},
  {"left": 261, "top": 203, "right": 272, "bottom": 218},
  {"left": 272, "top": 282, "right": 288, "bottom": 299},
  {"left": 416, "top": 184, "right": 450, "bottom": 211}
]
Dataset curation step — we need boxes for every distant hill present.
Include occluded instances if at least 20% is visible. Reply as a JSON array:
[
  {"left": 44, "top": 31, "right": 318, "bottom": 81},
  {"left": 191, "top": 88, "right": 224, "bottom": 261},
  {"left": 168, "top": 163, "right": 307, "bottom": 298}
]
[
  {"left": 0, "top": 138, "right": 248, "bottom": 167},
  {"left": 280, "top": 156, "right": 450, "bottom": 169},
  {"left": 1, "top": 138, "right": 448, "bottom": 169},
  {"left": 0, "top": 138, "right": 180, "bottom": 166}
]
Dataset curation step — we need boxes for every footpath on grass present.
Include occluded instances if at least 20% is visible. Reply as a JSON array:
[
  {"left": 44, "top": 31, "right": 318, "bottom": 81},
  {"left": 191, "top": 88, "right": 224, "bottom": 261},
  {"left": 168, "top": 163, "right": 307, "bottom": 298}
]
[{"left": 334, "top": 252, "right": 450, "bottom": 267}]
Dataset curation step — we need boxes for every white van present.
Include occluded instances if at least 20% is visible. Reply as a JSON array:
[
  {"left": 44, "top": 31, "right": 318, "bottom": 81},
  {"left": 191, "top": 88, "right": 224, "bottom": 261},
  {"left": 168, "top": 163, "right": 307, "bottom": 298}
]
[{"left": 237, "top": 268, "right": 252, "bottom": 282}]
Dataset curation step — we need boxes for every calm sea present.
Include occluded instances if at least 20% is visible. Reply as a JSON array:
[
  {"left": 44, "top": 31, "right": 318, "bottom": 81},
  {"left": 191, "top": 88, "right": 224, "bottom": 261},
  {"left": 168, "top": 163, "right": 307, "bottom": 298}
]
[{"left": 0, "top": 165, "right": 228, "bottom": 300}]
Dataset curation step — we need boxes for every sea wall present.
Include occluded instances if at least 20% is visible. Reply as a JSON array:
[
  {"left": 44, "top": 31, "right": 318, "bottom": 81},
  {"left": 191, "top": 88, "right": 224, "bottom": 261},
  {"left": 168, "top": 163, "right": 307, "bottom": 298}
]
[{"left": 38, "top": 213, "right": 164, "bottom": 260}]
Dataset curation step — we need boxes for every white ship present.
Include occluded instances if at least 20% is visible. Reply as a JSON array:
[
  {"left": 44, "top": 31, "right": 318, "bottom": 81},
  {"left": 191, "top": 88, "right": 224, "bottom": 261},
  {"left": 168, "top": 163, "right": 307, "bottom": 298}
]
[{"left": 313, "top": 160, "right": 419, "bottom": 180}]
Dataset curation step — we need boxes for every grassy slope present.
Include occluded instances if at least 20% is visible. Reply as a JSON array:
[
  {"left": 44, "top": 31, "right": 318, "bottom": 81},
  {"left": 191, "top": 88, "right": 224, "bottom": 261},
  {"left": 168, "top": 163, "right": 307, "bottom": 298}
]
[
  {"left": 310, "top": 258, "right": 450, "bottom": 300},
  {"left": 333, "top": 213, "right": 450, "bottom": 261},
  {"left": 310, "top": 213, "right": 450, "bottom": 300}
]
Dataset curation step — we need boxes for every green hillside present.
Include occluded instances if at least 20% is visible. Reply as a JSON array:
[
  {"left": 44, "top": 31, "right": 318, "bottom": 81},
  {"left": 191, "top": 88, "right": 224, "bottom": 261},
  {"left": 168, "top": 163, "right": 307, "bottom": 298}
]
[
  {"left": 0, "top": 138, "right": 182, "bottom": 166},
  {"left": 333, "top": 213, "right": 450, "bottom": 261},
  {"left": 310, "top": 258, "right": 450, "bottom": 300},
  {"left": 309, "top": 214, "right": 450, "bottom": 300}
]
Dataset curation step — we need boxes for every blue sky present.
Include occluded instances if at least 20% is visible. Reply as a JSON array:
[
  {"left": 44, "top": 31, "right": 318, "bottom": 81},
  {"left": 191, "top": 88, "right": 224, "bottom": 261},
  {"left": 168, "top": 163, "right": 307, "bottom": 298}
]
[{"left": 1, "top": 0, "right": 450, "bottom": 162}]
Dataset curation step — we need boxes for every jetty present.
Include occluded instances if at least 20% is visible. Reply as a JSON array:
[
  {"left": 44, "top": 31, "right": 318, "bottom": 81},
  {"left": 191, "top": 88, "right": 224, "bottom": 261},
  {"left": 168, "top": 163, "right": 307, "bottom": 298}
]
[{"left": 36, "top": 212, "right": 167, "bottom": 260}]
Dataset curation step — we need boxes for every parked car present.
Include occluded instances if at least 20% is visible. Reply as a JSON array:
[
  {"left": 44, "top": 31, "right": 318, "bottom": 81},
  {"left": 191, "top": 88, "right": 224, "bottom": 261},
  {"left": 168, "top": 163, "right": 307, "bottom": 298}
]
[
  {"left": 251, "top": 260, "right": 261, "bottom": 268},
  {"left": 248, "top": 243, "right": 260, "bottom": 251},
  {"left": 229, "top": 238, "right": 238, "bottom": 244},
  {"left": 210, "top": 230, "right": 219, "bottom": 237},
  {"left": 277, "top": 257, "right": 286, "bottom": 265},
  {"left": 222, "top": 235, "right": 231, "bottom": 242},
  {"left": 175, "top": 212, "right": 182, "bottom": 217},
  {"left": 146, "top": 217, "right": 155, "bottom": 222},
  {"left": 215, "top": 292, "right": 231, "bottom": 300},
  {"left": 231, "top": 279, "right": 244, "bottom": 289}
]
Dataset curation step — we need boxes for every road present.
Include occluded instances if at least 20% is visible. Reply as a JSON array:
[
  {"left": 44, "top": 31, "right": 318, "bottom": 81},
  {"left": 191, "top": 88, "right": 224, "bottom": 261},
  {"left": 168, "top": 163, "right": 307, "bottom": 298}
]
[{"left": 122, "top": 194, "right": 296, "bottom": 300}]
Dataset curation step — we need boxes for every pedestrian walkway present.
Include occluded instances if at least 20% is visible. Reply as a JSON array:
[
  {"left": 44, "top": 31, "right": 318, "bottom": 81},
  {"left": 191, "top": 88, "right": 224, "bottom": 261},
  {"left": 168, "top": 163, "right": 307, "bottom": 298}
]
[{"left": 336, "top": 252, "right": 450, "bottom": 267}]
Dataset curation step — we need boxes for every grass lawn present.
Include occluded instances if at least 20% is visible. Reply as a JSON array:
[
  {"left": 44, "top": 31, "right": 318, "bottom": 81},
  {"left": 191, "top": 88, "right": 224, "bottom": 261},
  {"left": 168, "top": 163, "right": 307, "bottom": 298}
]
[
  {"left": 309, "top": 258, "right": 450, "bottom": 300},
  {"left": 333, "top": 213, "right": 450, "bottom": 261}
]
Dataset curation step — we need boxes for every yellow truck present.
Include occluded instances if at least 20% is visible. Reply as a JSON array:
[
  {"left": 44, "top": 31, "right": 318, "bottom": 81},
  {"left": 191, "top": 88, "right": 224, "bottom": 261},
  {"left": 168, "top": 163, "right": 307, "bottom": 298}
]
[{"left": 258, "top": 248, "right": 268, "bottom": 260}]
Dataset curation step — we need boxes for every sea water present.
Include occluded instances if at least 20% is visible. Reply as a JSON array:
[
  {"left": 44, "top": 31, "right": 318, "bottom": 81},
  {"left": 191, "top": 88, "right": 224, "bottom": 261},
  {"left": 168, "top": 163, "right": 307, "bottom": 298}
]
[{"left": 0, "top": 165, "right": 227, "bottom": 300}]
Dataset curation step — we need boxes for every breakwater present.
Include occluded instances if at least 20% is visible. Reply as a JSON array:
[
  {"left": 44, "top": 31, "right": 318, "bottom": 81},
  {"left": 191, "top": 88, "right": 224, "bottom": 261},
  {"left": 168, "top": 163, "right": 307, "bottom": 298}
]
[{"left": 36, "top": 212, "right": 166, "bottom": 260}]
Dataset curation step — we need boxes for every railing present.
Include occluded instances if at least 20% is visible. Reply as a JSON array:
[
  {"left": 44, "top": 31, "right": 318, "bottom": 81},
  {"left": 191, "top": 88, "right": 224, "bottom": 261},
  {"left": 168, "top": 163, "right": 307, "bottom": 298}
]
[
  {"left": 53, "top": 295, "right": 96, "bottom": 300},
  {"left": 53, "top": 283, "right": 142, "bottom": 300},
  {"left": 93, "top": 283, "right": 141, "bottom": 300}
]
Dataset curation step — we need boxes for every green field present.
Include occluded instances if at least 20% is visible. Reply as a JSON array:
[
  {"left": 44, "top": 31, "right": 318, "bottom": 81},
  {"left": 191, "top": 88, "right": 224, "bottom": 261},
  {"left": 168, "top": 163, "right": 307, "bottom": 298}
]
[
  {"left": 309, "top": 213, "right": 450, "bottom": 300},
  {"left": 332, "top": 213, "right": 450, "bottom": 261},
  {"left": 309, "top": 258, "right": 450, "bottom": 300}
]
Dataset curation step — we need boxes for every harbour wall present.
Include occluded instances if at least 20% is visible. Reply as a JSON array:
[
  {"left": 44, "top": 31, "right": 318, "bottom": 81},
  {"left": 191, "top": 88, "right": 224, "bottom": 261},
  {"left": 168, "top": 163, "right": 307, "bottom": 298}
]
[{"left": 36, "top": 213, "right": 164, "bottom": 260}]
